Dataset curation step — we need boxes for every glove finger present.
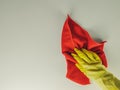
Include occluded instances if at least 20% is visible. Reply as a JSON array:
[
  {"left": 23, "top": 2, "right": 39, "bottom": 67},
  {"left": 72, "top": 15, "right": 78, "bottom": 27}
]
[
  {"left": 74, "top": 48, "right": 92, "bottom": 64},
  {"left": 82, "top": 48, "right": 95, "bottom": 61},
  {"left": 71, "top": 53, "right": 85, "bottom": 64},
  {"left": 91, "top": 51, "right": 101, "bottom": 63},
  {"left": 82, "top": 48, "right": 101, "bottom": 63}
]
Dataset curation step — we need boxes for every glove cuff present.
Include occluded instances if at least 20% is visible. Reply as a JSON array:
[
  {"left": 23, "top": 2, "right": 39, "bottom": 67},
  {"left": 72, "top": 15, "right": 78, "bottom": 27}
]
[{"left": 95, "top": 71, "right": 119, "bottom": 90}]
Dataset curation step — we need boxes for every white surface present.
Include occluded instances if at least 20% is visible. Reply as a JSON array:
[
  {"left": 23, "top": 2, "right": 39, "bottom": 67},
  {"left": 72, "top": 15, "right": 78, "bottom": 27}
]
[{"left": 0, "top": 0, "right": 120, "bottom": 90}]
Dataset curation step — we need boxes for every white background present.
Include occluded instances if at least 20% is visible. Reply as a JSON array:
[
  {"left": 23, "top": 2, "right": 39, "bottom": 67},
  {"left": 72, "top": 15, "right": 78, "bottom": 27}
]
[{"left": 0, "top": 0, "right": 120, "bottom": 90}]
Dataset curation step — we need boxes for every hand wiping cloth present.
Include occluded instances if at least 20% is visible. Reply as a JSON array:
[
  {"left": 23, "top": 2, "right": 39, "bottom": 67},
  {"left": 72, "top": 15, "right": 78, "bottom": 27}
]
[{"left": 61, "top": 15, "right": 108, "bottom": 85}]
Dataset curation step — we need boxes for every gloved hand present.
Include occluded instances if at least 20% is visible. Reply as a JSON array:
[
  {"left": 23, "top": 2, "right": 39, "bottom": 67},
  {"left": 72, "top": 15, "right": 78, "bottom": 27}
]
[{"left": 71, "top": 48, "right": 120, "bottom": 90}]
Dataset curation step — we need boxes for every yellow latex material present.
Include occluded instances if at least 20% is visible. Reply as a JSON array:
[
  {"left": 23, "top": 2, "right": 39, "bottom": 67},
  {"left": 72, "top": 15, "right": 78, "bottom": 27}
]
[{"left": 71, "top": 48, "right": 120, "bottom": 90}]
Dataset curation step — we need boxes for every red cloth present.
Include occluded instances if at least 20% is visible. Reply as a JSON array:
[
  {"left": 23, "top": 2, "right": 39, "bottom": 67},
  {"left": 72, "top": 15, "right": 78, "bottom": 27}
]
[{"left": 61, "top": 15, "right": 108, "bottom": 85}]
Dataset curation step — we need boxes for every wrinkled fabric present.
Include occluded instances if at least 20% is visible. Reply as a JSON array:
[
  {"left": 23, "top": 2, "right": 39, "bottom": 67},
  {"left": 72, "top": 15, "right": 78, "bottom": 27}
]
[{"left": 61, "top": 15, "right": 108, "bottom": 85}]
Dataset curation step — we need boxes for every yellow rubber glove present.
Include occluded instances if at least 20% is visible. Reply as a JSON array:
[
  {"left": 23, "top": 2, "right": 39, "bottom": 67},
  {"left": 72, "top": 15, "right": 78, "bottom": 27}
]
[{"left": 71, "top": 48, "right": 120, "bottom": 90}]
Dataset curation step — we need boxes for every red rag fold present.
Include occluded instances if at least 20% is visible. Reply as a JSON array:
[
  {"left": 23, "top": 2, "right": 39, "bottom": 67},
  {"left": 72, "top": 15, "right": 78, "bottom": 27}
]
[{"left": 61, "top": 15, "right": 108, "bottom": 85}]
